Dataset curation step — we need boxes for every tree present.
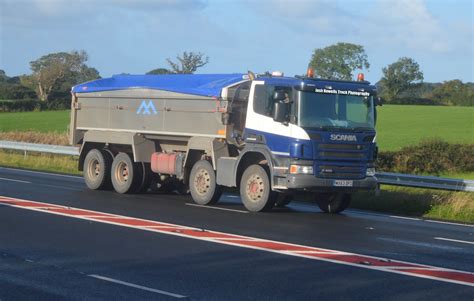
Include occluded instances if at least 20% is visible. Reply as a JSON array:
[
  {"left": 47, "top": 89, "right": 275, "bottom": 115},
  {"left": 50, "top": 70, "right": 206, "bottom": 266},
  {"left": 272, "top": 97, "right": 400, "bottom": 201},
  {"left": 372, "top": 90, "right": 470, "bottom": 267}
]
[
  {"left": 166, "top": 51, "right": 209, "bottom": 74},
  {"left": 430, "top": 80, "right": 473, "bottom": 106},
  {"left": 20, "top": 50, "right": 99, "bottom": 101},
  {"left": 146, "top": 68, "right": 172, "bottom": 75},
  {"left": 75, "top": 66, "right": 100, "bottom": 84},
  {"left": 0, "top": 70, "right": 8, "bottom": 82},
  {"left": 308, "top": 43, "right": 370, "bottom": 80},
  {"left": 379, "top": 57, "right": 424, "bottom": 101},
  {"left": 0, "top": 83, "right": 36, "bottom": 100},
  {"left": 59, "top": 66, "right": 100, "bottom": 90}
]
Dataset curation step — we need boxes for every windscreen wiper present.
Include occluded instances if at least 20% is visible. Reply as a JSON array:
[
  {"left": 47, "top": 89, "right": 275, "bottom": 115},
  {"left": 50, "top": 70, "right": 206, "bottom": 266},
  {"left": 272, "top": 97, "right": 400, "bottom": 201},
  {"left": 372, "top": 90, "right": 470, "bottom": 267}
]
[
  {"left": 351, "top": 127, "right": 375, "bottom": 132},
  {"left": 319, "top": 126, "right": 348, "bottom": 132}
]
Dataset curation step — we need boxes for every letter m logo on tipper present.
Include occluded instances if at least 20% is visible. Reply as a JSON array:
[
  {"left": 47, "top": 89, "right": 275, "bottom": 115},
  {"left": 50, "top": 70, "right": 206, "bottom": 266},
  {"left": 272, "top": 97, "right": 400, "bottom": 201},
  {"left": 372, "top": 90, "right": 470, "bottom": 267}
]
[{"left": 136, "top": 100, "right": 158, "bottom": 115}]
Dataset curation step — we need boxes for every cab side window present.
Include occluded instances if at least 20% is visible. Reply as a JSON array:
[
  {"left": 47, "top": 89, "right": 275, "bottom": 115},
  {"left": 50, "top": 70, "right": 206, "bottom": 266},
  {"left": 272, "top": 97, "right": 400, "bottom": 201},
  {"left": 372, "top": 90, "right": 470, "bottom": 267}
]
[
  {"left": 253, "top": 85, "right": 271, "bottom": 116},
  {"left": 253, "top": 84, "right": 292, "bottom": 117}
]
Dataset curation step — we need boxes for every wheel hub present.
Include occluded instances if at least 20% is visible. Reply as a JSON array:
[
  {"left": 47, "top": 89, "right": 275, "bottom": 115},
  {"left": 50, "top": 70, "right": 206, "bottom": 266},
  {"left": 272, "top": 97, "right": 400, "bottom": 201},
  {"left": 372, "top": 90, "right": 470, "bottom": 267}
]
[
  {"left": 246, "top": 174, "right": 264, "bottom": 202},
  {"left": 115, "top": 161, "right": 129, "bottom": 183},
  {"left": 194, "top": 168, "right": 210, "bottom": 195},
  {"left": 87, "top": 159, "right": 100, "bottom": 179}
]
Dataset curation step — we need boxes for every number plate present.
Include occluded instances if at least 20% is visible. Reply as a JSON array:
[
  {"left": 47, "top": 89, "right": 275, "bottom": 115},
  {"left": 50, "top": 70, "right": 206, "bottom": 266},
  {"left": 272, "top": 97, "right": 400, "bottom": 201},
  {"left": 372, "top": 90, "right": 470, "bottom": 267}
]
[{"left": 333, "top": 180, "right": 353, "bottom": 187}]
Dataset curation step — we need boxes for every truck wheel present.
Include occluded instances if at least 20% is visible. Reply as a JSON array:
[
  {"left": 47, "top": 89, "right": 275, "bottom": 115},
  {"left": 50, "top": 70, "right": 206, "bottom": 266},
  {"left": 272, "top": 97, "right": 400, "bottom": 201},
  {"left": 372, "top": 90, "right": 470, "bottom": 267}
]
[
  {"left": 190, "top": 160, "right": 222, "bottom": 205},
  {"left": 111, "top": 152, "right": 142, "bottom": 194},
  {"left": 240, "top": 165, "right": 274, "bottom": 212},
  {"left": 136, "top": 162, "right": 153, "bottom": 193},
  {"left": 315, "top": 193, "right": 351, "bottom": 213},
  {"left": 274, "top": 193, "right": 293, "bottom": 207},
  {"left": 83, "top": 149, "right": 112, "bottom": 190}
]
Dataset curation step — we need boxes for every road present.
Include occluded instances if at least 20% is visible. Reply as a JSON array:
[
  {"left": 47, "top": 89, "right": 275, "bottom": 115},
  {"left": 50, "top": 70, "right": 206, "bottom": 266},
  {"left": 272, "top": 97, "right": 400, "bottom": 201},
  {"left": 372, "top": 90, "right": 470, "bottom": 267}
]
[{"left": 0, "top": 166, "right": 473, "bottom": 300}]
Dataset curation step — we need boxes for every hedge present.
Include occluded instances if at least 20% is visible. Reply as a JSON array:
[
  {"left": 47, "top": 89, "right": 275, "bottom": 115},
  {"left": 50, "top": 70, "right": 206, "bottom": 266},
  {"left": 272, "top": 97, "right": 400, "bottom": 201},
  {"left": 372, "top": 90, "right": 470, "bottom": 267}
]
[
  {"left": 376, "top": 139, "right": 473, "bottom": 175},
  {"left": 0, "top": 99, "right": 70, "bottom": 112}
]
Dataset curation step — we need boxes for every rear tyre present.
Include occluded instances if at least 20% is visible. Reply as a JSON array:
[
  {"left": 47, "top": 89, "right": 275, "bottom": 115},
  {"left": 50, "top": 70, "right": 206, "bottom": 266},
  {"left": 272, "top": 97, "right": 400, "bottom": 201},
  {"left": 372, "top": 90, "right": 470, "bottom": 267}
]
[
  {"left": 240, "top": 165, "right": 274, "bottom": 212},
  {"left": 111, "top": 152, "right": 142, "bottom": 194},
  {"left": 83, "top": 149, "right": 112, "bottom": 190},
  {"left": 136, "top": 162, "right": 153, "bottom": 193},
  {"left": 189, "top": 160, "right": 222, "bottom": 205},
  {"left": 315, "top": 193, "right": 351, "bottom": 213},
  {"left": 274, "top": 193, "right": 293, "bottom": 207}
]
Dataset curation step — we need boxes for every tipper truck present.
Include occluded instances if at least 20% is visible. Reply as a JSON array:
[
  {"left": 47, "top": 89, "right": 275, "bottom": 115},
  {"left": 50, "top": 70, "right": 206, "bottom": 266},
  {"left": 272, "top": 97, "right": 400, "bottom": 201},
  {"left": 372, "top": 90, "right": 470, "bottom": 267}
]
[{"left": 70, "top": 71, "right": 381, "bottom": 213}]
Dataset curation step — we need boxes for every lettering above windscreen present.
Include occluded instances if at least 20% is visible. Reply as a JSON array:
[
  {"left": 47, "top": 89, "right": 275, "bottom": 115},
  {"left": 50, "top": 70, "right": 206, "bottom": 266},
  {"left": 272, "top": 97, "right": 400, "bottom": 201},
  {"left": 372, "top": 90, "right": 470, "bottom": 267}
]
[{"left": 315, "top": 88, "right": 370, "bottom": 97}]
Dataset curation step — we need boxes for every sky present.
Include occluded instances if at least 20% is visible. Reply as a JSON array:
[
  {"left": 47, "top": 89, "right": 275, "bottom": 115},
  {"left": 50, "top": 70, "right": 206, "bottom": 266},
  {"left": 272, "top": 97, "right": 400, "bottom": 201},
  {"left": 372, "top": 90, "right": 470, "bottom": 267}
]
[{"left": 1, "top": 0, "right": 473, "bottom": 83}]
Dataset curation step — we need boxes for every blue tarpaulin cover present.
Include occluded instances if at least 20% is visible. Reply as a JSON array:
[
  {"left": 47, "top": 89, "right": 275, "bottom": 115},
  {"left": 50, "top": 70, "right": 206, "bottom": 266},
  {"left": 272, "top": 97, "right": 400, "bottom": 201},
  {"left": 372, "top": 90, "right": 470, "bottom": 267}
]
[{"left": 72, "top": 74, "right": 247, "bottom": 97}]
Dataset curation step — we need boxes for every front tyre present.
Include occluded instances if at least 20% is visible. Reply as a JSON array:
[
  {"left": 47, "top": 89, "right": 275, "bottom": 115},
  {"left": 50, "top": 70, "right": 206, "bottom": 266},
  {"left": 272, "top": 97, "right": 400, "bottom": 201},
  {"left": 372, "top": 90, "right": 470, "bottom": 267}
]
[
  {"left": 189, "top": 160, "right": 222, "bottom": 205},
  {"left": 83, "top": 149, "right": 112, "bottom": 190},
  {"left": 274, "top": 193, "right": 293, "bottom": 207},
  {"left": 240, "top": 165, "right": 274, "bottom": 212},
  {"left": 315, "top": 193, "right": 351, "bottom": 213}
]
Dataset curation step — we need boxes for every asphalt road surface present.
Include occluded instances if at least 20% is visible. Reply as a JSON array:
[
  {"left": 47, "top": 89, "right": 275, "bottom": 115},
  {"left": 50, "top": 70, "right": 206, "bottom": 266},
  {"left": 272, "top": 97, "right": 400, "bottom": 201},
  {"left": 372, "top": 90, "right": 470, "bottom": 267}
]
[{"left": 0, "top": 167, "right": 473, "bottom": 300}]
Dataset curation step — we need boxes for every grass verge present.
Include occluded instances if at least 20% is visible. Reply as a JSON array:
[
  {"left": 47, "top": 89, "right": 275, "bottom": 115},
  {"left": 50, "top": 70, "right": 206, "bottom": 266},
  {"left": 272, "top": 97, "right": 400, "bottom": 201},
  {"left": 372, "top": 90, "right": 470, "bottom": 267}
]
[
  {"left": 0, "top": 150, "right": 80, "bottom": 175},
  {"left": 352, "top": 185, "right": 474, "bottom": 223},
  {"left": 0, "top": 131, "right": 69, "bottom": 145},
  {"left": 438, "top": 172, "right": 474, "bottom": 180}
]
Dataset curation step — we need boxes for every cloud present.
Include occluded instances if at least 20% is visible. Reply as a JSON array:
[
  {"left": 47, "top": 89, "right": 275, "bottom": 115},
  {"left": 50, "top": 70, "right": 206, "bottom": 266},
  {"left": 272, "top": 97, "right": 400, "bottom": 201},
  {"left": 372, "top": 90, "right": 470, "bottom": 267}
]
[
  {"left": 0, "top": 0, "right": 213, "bottom": 76},
  {"left": 252, "top": 0, "right": 471, "bottom": 54},
  {"left": 253, "top": 0, "right": 360, "bottom": 35},
  {"left": 109, "top": 0, "right": 208, "bottom": 11},
  {"left": 369, "top": 0, "right": 450, "bottom": 53},
  {"left": 1, "top": 0, "right": 208, "bottom": 27}
]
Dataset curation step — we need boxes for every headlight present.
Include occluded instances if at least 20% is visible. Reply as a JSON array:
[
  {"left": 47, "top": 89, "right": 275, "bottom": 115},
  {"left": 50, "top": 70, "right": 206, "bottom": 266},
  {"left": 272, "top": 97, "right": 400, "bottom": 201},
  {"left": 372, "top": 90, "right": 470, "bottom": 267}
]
[
  {"left": 289, "top": 165, "right": 313, "bottom": 174},
  {"left": 366, "top": 168, "right": 376, "bottom": 176}
]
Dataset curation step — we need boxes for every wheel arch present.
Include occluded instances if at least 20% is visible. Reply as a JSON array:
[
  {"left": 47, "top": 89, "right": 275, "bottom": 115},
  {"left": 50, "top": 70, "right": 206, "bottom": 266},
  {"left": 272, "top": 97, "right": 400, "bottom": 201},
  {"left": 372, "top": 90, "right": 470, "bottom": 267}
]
[
  {"left": 235, "top": 146, "right": 275, "bottom": 189},
  {"left": 79, "top": 142, "right": 106, "bottom": 171}
]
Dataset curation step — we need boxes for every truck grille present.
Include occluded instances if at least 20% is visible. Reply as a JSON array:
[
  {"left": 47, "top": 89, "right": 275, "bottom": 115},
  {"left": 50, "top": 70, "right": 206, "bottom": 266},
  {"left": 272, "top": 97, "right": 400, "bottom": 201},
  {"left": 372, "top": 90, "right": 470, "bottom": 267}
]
[
  {"left": 319, "top": 144, "right": 365, "bottom": 150},
  {"left": 317, "top": 164, "right": 365, "bottom": 179},
  {"left": 318, "top": 152, "right": 365, "bottom": 159},
  {"left": 314, "top": 141, "right": 372, "bottom": 179}
]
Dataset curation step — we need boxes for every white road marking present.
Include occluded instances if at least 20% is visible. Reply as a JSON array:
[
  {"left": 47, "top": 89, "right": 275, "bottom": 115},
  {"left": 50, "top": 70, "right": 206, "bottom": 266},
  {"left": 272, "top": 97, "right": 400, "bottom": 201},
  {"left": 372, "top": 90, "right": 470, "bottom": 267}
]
[
  {"left": 377, "top": 237, "right": 463, "bottom": 250},
  {"left": 36, "top": 183, "right": 83, "bottom": 191},
  {"left": 283, "top": 250, "right": 344, "bottom": 254},
  {"left": 388, "top": 215, "right": 421, "bottom": 221},
  {"left": 426, "top": 220, "right": 474, "bottom": 227},
  {"left": 434, "top": 237, "right": 474, "bottom": 245},
  {"left": 0, "top": 177, "right": 82, "bottom": 192},
  {"left": 185, "top": 203, "right": 248, "bottom": 213},
  {"left": 0, "top": 177, "right": 31, "bottom": 184},
  {"left": 349, "top": 208, "right": 473, "bottom": 228},
  {"left": 346, "top": 208, "right": 473, "bottom": 228},
  {"left": 218, "top": 237, "right": 257, "bottom": 241},
  {"left": 88, "top": 274, "right": 187, "bottom": 298},
  {"left": 2, "top": 196, "right": 473, "bottom": 287}
]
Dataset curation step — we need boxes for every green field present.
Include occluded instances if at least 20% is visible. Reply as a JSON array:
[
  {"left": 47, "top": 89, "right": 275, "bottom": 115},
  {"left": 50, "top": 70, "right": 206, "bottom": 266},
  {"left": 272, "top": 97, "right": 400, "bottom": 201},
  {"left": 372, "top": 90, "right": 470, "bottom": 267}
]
[
  {"left": 0, "top": 110, "right": 70, "bottom": 132},
  {"left": 0, "top": 105, "right": 473, "bottom": 151},
  {"left": 376, "top": 105, "right": 473, "bottom": 151}
]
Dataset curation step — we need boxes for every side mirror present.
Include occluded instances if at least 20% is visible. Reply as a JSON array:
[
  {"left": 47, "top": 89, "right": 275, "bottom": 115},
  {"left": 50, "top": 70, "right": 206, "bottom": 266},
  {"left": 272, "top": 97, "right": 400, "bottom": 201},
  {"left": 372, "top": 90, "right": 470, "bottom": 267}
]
[
  {"left": 273, "top": 91, "right": 287, "bottom": 101},
  {"left": 376, "top": 97, "right": 383, "bottom": 106},
  {"left": 273, "top": 101, "right": 287, "bottom": 123}
]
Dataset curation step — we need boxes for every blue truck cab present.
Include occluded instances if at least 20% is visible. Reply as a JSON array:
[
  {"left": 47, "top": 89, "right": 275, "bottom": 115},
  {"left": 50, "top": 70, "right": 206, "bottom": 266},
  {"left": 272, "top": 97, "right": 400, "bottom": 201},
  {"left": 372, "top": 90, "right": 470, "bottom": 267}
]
[{"left": 222, "top": 72, "right": 380, "bottom": 213}]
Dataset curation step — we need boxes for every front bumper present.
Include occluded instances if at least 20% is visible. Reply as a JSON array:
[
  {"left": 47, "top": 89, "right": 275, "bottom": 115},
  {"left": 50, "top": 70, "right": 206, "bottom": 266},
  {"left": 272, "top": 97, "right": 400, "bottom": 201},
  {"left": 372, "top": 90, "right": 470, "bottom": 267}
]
[{"left": 284, "top": 174, "right": 378, "bottom": 192}]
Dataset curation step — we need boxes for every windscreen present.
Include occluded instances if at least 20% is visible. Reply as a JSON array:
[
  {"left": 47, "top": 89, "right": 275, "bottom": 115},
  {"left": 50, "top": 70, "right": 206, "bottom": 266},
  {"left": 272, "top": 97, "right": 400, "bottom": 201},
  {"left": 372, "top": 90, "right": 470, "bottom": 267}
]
[{"left": 298, "top": 91, "right": 375, "bottom": 131}]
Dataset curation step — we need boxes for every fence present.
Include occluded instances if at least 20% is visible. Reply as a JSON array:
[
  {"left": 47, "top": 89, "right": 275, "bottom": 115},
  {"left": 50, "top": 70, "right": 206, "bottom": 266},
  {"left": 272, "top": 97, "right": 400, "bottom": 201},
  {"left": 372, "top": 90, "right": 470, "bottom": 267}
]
[{"left": 1, "top": 140, "right": 473, "bottom": 192}]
